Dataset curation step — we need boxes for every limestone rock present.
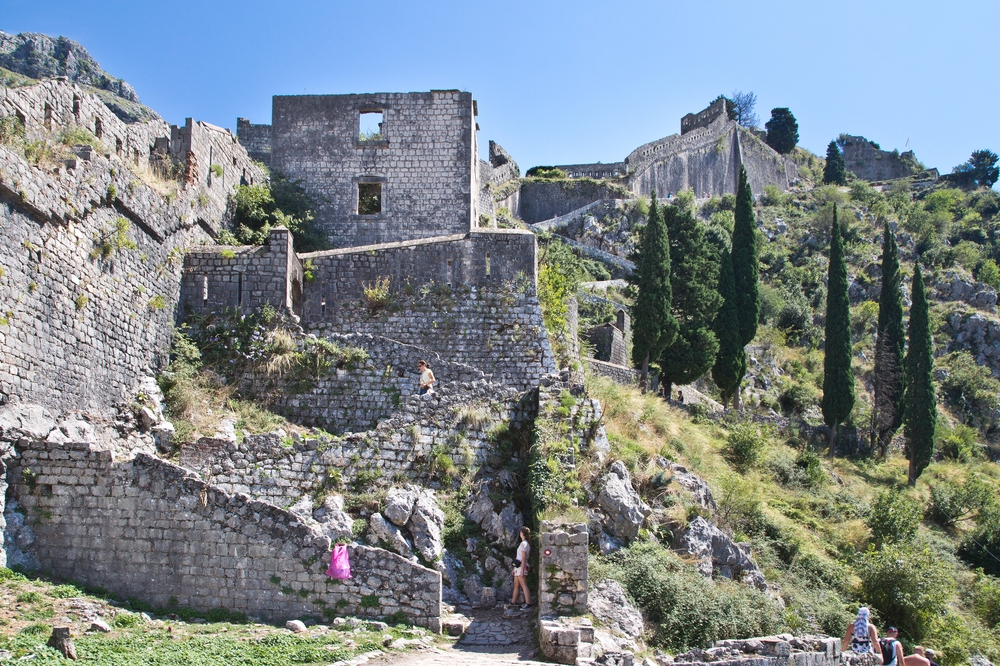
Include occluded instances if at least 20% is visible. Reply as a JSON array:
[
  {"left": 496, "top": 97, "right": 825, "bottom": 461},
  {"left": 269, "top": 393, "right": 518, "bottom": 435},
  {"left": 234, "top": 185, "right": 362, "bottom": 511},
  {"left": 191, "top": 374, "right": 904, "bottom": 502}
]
[
  {"left": 312, "top": 495, "right": 354, "bottom": 542},
  {"left": 406, "top": 490, "right": 445, "bottom": 562},
  {"left": 464, "top": 473, "right": 524, "bottom": 549},
  {"left": 47, "top": 626, "right": 77, "bottom": 660},
  {"left": 151, "top": 421, "right": 175, "bottom": 453},
  {"left": 656, "top": 458, "right": 716, "bottom": 510},
  {"left": 368, "top": 513, "right": 414, "bottom": 559},
  {"left": 384, "top": 486, "right": 419, "bottom": 527},
  {"left": 673, "top": 516, "right": 766, "bottom": 590},
  {"left": 597, "top": 461, "right": 651, "bottom": 541},
  {"left": 588, "top": 580, "right": 645, "bottom": 640},
  {"left": 285, "top": 620, "right": 307, "bottom": 633},
  {"left": 462, "top": 574, "right": 496, "bottom": 609},
  {"left": 588, "top": 509, "right": 624, "bottom": 555},
  {"left": 89, "top": 620, "right": 112, "bottom": 633}
]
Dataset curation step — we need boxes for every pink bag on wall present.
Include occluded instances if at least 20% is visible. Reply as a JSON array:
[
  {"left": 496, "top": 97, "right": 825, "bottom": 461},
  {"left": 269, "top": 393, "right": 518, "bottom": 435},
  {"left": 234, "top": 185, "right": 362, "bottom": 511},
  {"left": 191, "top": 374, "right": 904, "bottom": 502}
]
[{"left": 326, "top": 544, "right": 351, "bottom": 579}]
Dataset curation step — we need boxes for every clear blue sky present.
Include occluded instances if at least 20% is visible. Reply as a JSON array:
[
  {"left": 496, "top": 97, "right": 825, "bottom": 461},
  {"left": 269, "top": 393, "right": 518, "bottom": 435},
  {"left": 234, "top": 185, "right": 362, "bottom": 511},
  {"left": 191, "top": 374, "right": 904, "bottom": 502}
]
[{"left": 4, "top": 0, "right": 998, "bottom": 176}]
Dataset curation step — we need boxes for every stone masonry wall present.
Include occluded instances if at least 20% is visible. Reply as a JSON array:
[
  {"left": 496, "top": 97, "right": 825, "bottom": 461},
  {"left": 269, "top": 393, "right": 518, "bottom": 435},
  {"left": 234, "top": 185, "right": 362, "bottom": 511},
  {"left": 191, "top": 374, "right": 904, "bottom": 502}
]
[
  {"left": 0, "top": 80, "right": 261, "bottom": 413},
  {"left": 181, "top": 227, "right": 303, "bottom": 318},
  {"left": 6, "top": 437, "right": 442, "bottom": 629},
  {"left": 270, "top": 91, "right": 477, "bottom": 248},
  {"left": 236, "top": 117, "right": 273, "bottom": 166},
  {"left": 681, "top": 98, "right": 728, "bottom": 134},
  {"left": 518, "top": 179, "right": 629, "bottom": 225},
  {"left": 178, "top": 379, "right": 533, "bottom": 506},
  {"left": 267, "top": 332, "right": 488, "bottom": 433},
  {"left": 538, "top": 521, "right": 589, "bottom": 617},
  {"left": 840, "top": 135, "right": 921, "bottom": 182}
]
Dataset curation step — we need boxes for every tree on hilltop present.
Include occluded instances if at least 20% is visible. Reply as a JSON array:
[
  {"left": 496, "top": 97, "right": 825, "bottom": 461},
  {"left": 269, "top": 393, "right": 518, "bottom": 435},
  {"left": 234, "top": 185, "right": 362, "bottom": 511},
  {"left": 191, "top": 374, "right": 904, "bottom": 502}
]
[
  {"left": 822, "top": 205, "right": 855, "bottom": 454},
  {"left": 904, "top": 263, "right": 936, "bottom": 485},
  {"left": 712, "top": 247, "right": 746, "bottom": 410},
  {"left": 656, "top": 203, "right": 722, "bottom": 398},
  {"left": 711, "top": 90, "right": 759, "bottom": 128},
  {"left": 871, "top": 225, "right": 905, "bottom": 457},
  {"left": 824, "top": 140, "right": 848, "bottom": 185},
  {"left": 764, "top": 108, "right": 799, "bottom": 155},
  {"left": 631, "top": 192, "right": 677, "bottom": 390},
  {"left": 951, "top": 149, "right": 999, "bottom": 189}
]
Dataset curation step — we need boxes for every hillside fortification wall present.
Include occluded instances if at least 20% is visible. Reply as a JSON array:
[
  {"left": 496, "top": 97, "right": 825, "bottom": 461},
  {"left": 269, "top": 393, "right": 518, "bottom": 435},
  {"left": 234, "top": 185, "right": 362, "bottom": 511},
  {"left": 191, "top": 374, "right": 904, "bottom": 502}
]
[
  {"left": 0, "top": 80, "right": 263, "bottom": 413},
  {"left": 269, "top": 91, "right": 479, "bottom": 249},
  {"left": 6, "top": 432, "right": 441, "bottom": 628}
]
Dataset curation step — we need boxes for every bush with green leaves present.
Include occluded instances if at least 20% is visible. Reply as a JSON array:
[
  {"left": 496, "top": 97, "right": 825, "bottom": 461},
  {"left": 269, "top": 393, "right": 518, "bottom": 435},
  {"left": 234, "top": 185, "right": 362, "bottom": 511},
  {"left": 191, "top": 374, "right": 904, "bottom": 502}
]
[
  {"left": 958, "top": 507, "right": 1000, "bottom": 577},
  {"left": 928, "top": 475, "right": 993, "bottom": 527},
  {"left": 937, "top": 423, "right": 981, "bottom": 462},
  {"left": 865, "top": 491, "right": 921, "bottom": 547},
  {"left": 939, "top": 351, "right": 1000, "bottom": 432},
  {"left": 598, "top": 542, "right": 783, "bottom": 652},
  {"left": 856, "top": 542, "right": 953, "bottom": 641},
  {"left": 230, "top": 170, "right": 328, "bottom": 252},
  {"left": 724, "top": 421, "right": 770, "bottom": 471}
]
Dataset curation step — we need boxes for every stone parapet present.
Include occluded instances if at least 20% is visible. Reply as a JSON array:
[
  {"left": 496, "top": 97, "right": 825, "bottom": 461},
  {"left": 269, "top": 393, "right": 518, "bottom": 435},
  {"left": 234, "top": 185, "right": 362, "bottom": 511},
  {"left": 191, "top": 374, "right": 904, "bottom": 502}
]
[
  {"left": 538, "top": 521, "right": 589, "bottom": 617},
  {"left": 5, "top": 434, "right": 442, "bottom": 629}
]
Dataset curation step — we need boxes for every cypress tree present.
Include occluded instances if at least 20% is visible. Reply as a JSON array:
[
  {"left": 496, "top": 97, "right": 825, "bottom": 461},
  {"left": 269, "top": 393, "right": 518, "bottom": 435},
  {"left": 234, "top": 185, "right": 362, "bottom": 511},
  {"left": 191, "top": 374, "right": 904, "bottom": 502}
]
[
  {"left": 712, "top": 247, "right": 746, "bottom": 409},
  {"left": 871, "top": 225, "right": 905, "bottom": 457},
  {"left": 824, "top": 140, "right": 848, "bottom": 185},
  {"left": 904, "top": 263, "right": 937, "bottom": 485},
  {"left": 730, "top": 166, "right": 758, "bottom": 409},
  {"left": 630, "top": 192, "right": 678, "bottom": 390},
  {"left": 822, "top": 205, "right": 855, "bottom": 454},
  {"left": 732, "top": 166, "right": 759, "bottom": 347},
  {"left": 657, "top": 204, "right": 722, "bottom": 398}
]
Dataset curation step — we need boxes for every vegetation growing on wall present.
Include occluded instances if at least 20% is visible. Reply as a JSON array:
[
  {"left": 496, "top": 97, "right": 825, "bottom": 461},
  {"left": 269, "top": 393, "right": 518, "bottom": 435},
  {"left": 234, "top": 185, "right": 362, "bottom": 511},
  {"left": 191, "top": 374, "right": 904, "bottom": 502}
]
[{"left": 226, "top": 170, "right": 329, "bottom": 252}]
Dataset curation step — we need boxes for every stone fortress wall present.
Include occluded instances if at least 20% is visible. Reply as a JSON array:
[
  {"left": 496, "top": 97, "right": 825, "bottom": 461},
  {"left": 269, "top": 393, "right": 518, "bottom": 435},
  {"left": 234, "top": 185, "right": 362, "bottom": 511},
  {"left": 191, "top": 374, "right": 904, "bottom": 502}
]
[
  {"left": 235, "top": 117, "right": 273, "bottom": 167},
  {"left": 0, "top": 80, "right": 263, "bottom": 413},
  {"left": 178, "top": 379, "right": 534, "bottom": 504},
  {"left": 839, "top": 134, "right": 927, "bottom": 182},
  {"left": 257, "top": 91, "right": 480, "bottom": 249},
  {"left": 6, "top": 435, "right": 441, "bottom": 629}
]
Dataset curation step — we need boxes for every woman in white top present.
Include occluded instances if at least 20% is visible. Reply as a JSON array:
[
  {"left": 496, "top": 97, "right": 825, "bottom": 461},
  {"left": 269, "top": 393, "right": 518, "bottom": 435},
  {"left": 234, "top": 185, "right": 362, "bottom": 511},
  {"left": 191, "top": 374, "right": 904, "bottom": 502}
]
[{"left": 511, "top": 527, "right": 532, "bottom": 609}]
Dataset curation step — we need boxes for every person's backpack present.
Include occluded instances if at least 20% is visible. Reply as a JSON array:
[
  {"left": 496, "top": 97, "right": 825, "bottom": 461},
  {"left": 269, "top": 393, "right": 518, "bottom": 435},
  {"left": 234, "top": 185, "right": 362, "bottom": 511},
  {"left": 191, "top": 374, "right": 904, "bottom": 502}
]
[{"left": 879, "top": 639, "right": 897, "bottom": 666}]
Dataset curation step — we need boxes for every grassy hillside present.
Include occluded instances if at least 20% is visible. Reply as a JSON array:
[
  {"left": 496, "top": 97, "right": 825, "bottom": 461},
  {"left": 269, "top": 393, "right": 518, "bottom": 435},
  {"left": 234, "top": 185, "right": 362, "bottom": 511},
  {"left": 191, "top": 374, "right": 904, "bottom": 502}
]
[
  {"left": 0, "top": 567, "right": 426, "bottom": 664},
  {"left": 581, "top": 371, "right": 1000, "bottom": 664}
]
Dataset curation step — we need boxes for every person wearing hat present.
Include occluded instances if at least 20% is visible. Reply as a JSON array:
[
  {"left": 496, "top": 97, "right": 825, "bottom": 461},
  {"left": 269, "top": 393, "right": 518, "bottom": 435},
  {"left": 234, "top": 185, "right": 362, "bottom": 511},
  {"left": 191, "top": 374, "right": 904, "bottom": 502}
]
[{"left": 925, "top": 649, "right": 939, "bottom": 666}]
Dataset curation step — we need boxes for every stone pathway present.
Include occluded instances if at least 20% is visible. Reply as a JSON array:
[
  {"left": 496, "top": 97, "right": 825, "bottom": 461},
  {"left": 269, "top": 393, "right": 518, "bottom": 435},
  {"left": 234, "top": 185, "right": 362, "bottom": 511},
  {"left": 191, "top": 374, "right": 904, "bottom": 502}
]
[{"left": 374, "top": 605, "right": 543, "bottom": 665}]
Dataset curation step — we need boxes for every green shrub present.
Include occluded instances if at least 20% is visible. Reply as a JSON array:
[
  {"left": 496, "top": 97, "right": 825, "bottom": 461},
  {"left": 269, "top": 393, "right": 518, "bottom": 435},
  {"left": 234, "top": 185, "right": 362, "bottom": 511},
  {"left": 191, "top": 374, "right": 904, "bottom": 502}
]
[
  {"left": 959, "top": 507, "right": 1000, "bottom": 577},
  {"left": 362, "top": 276, "right": 392, "bottom": 312},
  {"left": 865, "top": 491, "right": 921, "bottom": 547},
  {"left": 600, "top": 542, "right": 783, "bottom": 652},
  {"left": 525, "top": 166, "right": 568, "bottom": 179},
  {"left": 856, "top": 543, "right": 953, "bottom": 641},
  {"left": 939, "top": 351, "right": 1000, "bottom": 432},
  {"left": 927, "top": 475, "right": 993, "bottom": 527},
  {"left": 724, "top": 422, "right": 769, "bottom": 471},
  {"left": 937, "top": 423, "right": 981, "bottom": 462}
]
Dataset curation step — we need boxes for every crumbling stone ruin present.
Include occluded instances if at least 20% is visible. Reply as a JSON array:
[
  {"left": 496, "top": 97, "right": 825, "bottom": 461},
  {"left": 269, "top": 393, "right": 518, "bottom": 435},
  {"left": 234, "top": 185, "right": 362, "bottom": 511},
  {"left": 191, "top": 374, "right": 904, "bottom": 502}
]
[{"left": 839, "top": 134, "right": 933, "bottom": 183}]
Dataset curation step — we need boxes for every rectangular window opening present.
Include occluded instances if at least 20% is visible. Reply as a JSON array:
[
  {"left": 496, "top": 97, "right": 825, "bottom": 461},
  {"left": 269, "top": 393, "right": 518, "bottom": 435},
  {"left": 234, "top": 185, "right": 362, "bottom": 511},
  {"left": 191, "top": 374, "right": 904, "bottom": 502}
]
[
  {"left": 115, "top": 137, "right": 123, "bottom": 155},
  {"left": 359, "top": 111, "right": 383, "bottom": 142},
  {"left": 321, "top": 296, "right": 327, "bottom": 317},
  {"left": 95, "top": 119, "right": 103, "bottom": 139},
  {"left": 72, "top": 96, "right": 80, "bottom": 118},
  {"left": 202, "top": 276, "right": 209, "bottom": 305},
  {"left": 485, "top": 252, "right": 491, "bottom": 276},
  {"left": 358, "top": 182, "right": 382, "bottom": 215},
  {"left": 43, "top": 103, "right": 53, "bottom": 130},
  {"left": 237, "top": 272, "right": 243, "bottom": 307}
]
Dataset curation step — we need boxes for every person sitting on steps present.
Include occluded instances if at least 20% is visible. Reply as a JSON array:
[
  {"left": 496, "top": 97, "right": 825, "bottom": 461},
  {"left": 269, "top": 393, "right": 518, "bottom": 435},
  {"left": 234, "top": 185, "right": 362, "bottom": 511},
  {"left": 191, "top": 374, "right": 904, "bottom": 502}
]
[
  {"left": 843, "top": 607, "right": 883, "bottom": 661},
  {"left": 511, "top": 527, "right": 532, "bottom": 610}
]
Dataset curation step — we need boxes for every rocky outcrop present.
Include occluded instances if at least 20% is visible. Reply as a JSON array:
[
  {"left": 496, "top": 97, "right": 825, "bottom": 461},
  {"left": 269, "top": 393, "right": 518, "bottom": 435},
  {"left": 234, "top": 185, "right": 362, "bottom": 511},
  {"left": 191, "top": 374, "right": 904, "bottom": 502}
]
[
  {"left": 596, "top": 461, "right": 651, "bottom": 542},
  {"left": 464, "top": 471, "right": 525, "bottom": 549},
  {"left": 674, "top": 516, "right": 766, "bottom": 590},
  {"left": 588, "top": 580, "right": 645, "bottom": 642},
  {"left": 311, "top": 495, "right": 355, "bottom": 542},
  {"left": 935, "top": 271, "right": 998, "bottom": 311},
  {"left": 656, "top": 457, "right": 716, "bottom": 510},
  {"left": 0, "top": 31, "right": 159, "bottom": 122},
  {"left": 408, "top": 490, "right": 446, "bottom": 563},
  {"left": 366, "top": 485, "right": 445, "bottom": 564}
]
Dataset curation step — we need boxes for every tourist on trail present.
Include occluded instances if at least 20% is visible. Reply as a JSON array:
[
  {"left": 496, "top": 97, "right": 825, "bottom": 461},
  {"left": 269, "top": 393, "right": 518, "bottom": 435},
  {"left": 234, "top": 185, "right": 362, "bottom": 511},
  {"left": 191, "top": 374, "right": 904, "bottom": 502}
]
[
  {"left": 417, "top": 360, "right": 436, "bottom": 395},
  {"left": 843, "top": 607, "right": 882, "bottom": 660},
  {"left": 511, "top": 526, "right": 532, "bottom": 609},
  {"left": 879, "top": 627, "right": 904, "bottom": 666},
  {"left": 925, "top": 649, "right": 939, "bottom": 666},
  {"left": 904, "top": 646, "right": 932, "bottom": 666}
]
